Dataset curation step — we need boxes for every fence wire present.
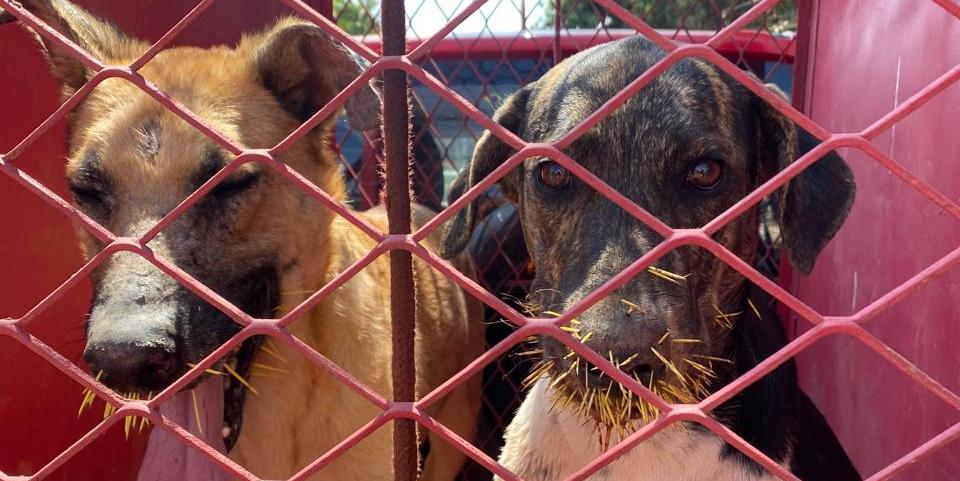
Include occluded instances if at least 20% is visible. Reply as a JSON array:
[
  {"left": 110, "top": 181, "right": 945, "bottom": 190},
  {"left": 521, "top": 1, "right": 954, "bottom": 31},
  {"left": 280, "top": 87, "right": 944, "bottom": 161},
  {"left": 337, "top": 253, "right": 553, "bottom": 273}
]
[{"left": 0, "top": 1, "right": 959, "bottom": 481}]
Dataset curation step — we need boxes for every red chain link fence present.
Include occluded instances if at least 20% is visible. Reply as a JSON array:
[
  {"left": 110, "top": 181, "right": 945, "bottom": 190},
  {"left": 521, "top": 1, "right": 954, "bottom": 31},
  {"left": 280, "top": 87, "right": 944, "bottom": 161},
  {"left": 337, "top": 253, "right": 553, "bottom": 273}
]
[{"left": 0, "top": 0, "right": 958, "bottom": 480}]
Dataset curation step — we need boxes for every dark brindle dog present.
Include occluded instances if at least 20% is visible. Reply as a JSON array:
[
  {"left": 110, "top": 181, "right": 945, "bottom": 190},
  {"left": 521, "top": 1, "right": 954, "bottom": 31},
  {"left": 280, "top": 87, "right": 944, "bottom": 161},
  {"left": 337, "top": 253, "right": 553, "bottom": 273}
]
[{"left": 441, "top": 36, "right": 861, "bottom": 480}]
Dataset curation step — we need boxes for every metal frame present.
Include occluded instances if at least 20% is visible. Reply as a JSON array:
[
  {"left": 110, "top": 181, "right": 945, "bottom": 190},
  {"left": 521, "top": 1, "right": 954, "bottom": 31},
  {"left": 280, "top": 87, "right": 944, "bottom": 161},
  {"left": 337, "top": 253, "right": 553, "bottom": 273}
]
[{"left": 1, "top": 0, "right": 959, "bottom": 480}]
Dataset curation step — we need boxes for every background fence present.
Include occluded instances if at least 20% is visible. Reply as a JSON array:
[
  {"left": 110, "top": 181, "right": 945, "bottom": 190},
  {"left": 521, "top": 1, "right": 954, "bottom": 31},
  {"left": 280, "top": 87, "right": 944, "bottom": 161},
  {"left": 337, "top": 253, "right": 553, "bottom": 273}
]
[{"left": 0, "top": 1, "right": 958, "bottom": 480}]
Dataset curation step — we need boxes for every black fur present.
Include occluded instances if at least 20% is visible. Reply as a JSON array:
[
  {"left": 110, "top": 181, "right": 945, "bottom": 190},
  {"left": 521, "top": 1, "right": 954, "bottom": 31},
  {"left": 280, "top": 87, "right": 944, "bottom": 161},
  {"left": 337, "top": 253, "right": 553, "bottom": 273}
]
[{"left": 712, "top": 287, "right": 859, "bottom": 479}]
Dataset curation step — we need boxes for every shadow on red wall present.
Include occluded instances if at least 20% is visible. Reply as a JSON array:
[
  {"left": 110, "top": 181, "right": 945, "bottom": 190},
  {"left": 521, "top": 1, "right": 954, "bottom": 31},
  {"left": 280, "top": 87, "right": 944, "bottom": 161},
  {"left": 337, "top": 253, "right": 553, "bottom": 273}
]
[{"left": 792, "top": 1, "right": 960, "bottom": 479}]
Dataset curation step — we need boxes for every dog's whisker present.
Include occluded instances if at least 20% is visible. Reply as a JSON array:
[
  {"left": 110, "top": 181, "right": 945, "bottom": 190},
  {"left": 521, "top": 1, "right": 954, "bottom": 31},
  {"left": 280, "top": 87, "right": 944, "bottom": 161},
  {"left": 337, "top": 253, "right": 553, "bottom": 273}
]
[
  {"left": 550, "top": 363, "right": 577, "bottom": 388},
  {"left": 600, "top": 392, "right": 610, "bottom": 429},
  {"left": 187, "top": 363, "right": 225, "bottom": 376},
  {"left": 279, "top": 289, "right": 316, "bottom": 296},
  {"left": 549, "top": 345, "right": 727, "bottom": 438},
  {"left": 223, "top": 363, "right": 260, "bottom": 396},
  {"left": 658, "top": 380, "right": 697, "bottom": 404},
  {"left": 546, "top": 344, "right": 725, "bottom": 440},
  {"left": 563, "top": 390, "right": 578, "bottom": 412},
  {"left": 252, "top": 362, "right": 290, "bottom": 374},
  {"left": 191, "top": 389, "right": 204, "bottom": 437},
  {"left": 503, "top": 293, "right": 546, "bottom": 318},
  {"left": 645, "top": 266, "right": 689, "bottom": 285},
  {"left": 103, "top": 400, "right": 116, "bottom": 420},
  {"left": 618, "top": 353, "right": 640, "bottom": 368},
  {"left": 78, "top": 391, "right": 92, "bottom": 418},
  {"left": 691, "top": 354, "right": 733, "bottom": 364},
  {"left": 124, "top": 412, "right": 134, "bottom": 440},
  {"left": 683, "top": 358, "right": 718, "bottom": 379},
  {"left": 620, "top": 299, "right": 644, "bottom": 314},
  {"left": 597, "top": 388, "right": 607, "bottom": 428},
  {"left": 522, "top": 360, "right": 554, "bottom": 388},
  {"left": 78, "top": 389, "right": 95, "bottom": 418},
  {"left": 649, "top": 347, "right": 685, "bottom": 385},
  {"left": 77, "top": 370, "right": 104, "bottom": 419},
  {"left": 747, "top": 298, "right": 762, "bottom": 320},
  {"left": 260, "top": 339, "right": 289, "bottom": 365},
  {"left": 647, "top": 374, "right": 661, "bottom": 418},
  {"left": 515, "top": 348, "right": 545, "bottom": 357},
  {"left": 604, "top": 385, "right": 616, "bottom": 423},
  {"left": 272, "top": 303, "right": 296, "bottom": 314},
  {"left": 711, "top": 303, "right": 742, "bottom": 329}
]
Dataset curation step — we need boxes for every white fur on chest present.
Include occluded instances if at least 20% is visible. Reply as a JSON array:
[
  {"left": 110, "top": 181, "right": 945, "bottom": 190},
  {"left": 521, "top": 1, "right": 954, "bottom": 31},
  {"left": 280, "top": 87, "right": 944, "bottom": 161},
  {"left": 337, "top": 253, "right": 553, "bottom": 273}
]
[{"left": 496, "top": 379, "right": 780, "bottom": 481}]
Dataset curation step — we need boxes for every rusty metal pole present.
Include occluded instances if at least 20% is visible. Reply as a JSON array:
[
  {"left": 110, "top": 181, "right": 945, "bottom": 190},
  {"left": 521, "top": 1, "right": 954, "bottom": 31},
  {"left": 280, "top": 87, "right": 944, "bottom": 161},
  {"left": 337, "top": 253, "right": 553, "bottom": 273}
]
[{"left": 381, "top": 1, "right": 418, "bottom": 481}]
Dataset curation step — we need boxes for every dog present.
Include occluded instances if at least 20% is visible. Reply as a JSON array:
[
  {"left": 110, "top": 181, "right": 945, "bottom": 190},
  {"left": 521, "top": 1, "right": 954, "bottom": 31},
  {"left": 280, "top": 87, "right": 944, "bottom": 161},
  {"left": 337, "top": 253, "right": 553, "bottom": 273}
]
[
  {"left": 2, "top": 1, "right": 483, "bottom": 480},
  {"left": 441, "top": 35, "right": 861, "bottom": 480}
]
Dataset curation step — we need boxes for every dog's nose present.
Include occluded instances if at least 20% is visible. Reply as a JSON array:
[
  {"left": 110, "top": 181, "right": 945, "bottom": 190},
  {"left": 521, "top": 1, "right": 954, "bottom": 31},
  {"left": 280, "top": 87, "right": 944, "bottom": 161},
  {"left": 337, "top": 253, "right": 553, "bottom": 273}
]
[
  {"left": 83, "top": 339, "right": 178, "bottom": 392},
  {"left": 582, "top": 357, "right": 657, "bottom": 389},
  {"left": 617, "top": 359, "right": 655, "bottom": 385}
]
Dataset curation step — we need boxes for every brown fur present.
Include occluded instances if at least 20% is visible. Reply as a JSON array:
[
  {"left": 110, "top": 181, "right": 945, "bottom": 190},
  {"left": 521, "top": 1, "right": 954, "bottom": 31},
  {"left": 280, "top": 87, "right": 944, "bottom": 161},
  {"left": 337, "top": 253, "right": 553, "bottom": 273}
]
[
  {"left": 233, "top": 206, "right": 484, "bottom": 480},
  {"left": 4, "top": 1, "right": 482, "bottom": 479}
]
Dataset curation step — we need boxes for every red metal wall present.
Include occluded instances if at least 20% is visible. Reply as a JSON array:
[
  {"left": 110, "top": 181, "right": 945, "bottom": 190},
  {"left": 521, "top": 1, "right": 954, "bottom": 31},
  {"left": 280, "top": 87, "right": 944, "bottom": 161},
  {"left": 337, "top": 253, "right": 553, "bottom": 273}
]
[
  {"left": 792, "top": 0, "right": 960, "bottom": 478},
  {"left": 0, "top": 2, "right": 328, "bottom": 478}
]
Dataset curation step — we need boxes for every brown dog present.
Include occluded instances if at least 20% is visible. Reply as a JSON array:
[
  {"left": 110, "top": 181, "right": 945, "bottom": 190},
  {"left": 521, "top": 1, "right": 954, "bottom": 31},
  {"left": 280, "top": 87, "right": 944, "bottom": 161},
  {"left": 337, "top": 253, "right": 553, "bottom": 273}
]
[
  {"left": 2, "top": 1, "right": 482, "bottom": 480},
  {"left": 442, "top": 36, "right": 859, "bottom": 480}
]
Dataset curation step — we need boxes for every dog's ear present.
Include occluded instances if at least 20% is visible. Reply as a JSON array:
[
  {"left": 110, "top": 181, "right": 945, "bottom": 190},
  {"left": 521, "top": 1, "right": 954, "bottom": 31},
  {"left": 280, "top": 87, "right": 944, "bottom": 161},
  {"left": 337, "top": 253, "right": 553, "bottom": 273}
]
[
  {"left": 0, "top": 0, "right": 145, "bottom": 94},
  {"left": 438, "top": 84, "right": 533, "bottom": 258},
  {"left": 247, "top": 19, "right": 381, "bottom": 131},
  {"left": 756, "top": 84, "right": 856, "bottom": 274}
]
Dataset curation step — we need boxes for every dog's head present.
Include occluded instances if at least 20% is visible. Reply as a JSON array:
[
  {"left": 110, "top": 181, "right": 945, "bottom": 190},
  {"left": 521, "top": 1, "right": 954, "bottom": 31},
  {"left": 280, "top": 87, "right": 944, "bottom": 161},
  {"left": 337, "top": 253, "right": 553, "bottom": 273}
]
[
  {"left": 442, "top": 37, "right": 854, "bottom": 423},
  {"left": 4, "top": 0, "right": 380, "bottom": 393}
]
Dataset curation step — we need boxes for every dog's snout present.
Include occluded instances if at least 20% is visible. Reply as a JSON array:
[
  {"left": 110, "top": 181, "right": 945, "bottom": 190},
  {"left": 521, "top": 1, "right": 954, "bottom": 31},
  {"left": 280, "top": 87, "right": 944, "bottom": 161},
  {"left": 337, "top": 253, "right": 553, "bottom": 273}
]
[
  {"left": 84, "top": 337, "right": 177, "bottom": 392},
  {"left": 616, "top": 358, "right": 655, "bottom": 384},
  {"left": 578, "top": 351, "right": 660, "bottom": 388},
  {"left": 84, "top": 251, "right": 185, "bottom": 391}
]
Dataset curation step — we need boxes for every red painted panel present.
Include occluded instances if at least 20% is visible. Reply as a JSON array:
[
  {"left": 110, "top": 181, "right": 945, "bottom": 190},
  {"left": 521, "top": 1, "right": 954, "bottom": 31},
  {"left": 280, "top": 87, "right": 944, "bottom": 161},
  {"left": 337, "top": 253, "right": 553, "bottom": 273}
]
[
  {"left": 793, "top": 0, "right": 960, "bottom": 478},
  {"left": 0, "top": 23, "right": 127, "bottom": 480}
]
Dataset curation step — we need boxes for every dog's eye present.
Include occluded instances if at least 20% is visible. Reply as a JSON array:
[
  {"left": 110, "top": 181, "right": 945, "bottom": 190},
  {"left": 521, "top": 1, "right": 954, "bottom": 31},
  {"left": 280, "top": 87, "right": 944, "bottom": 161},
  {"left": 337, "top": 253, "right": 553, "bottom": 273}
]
[
  {"left": 211, "top": 173, "right": 260, "bottom": 200},
  {"left": 687, "top": 159, "right": 724, "bottom": 190},
  {"left": 70, "top": 184, "right": 107, "bottom": 207},
  {"left": 536, "top": 161, "right": 573, "bottom": 191}
]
